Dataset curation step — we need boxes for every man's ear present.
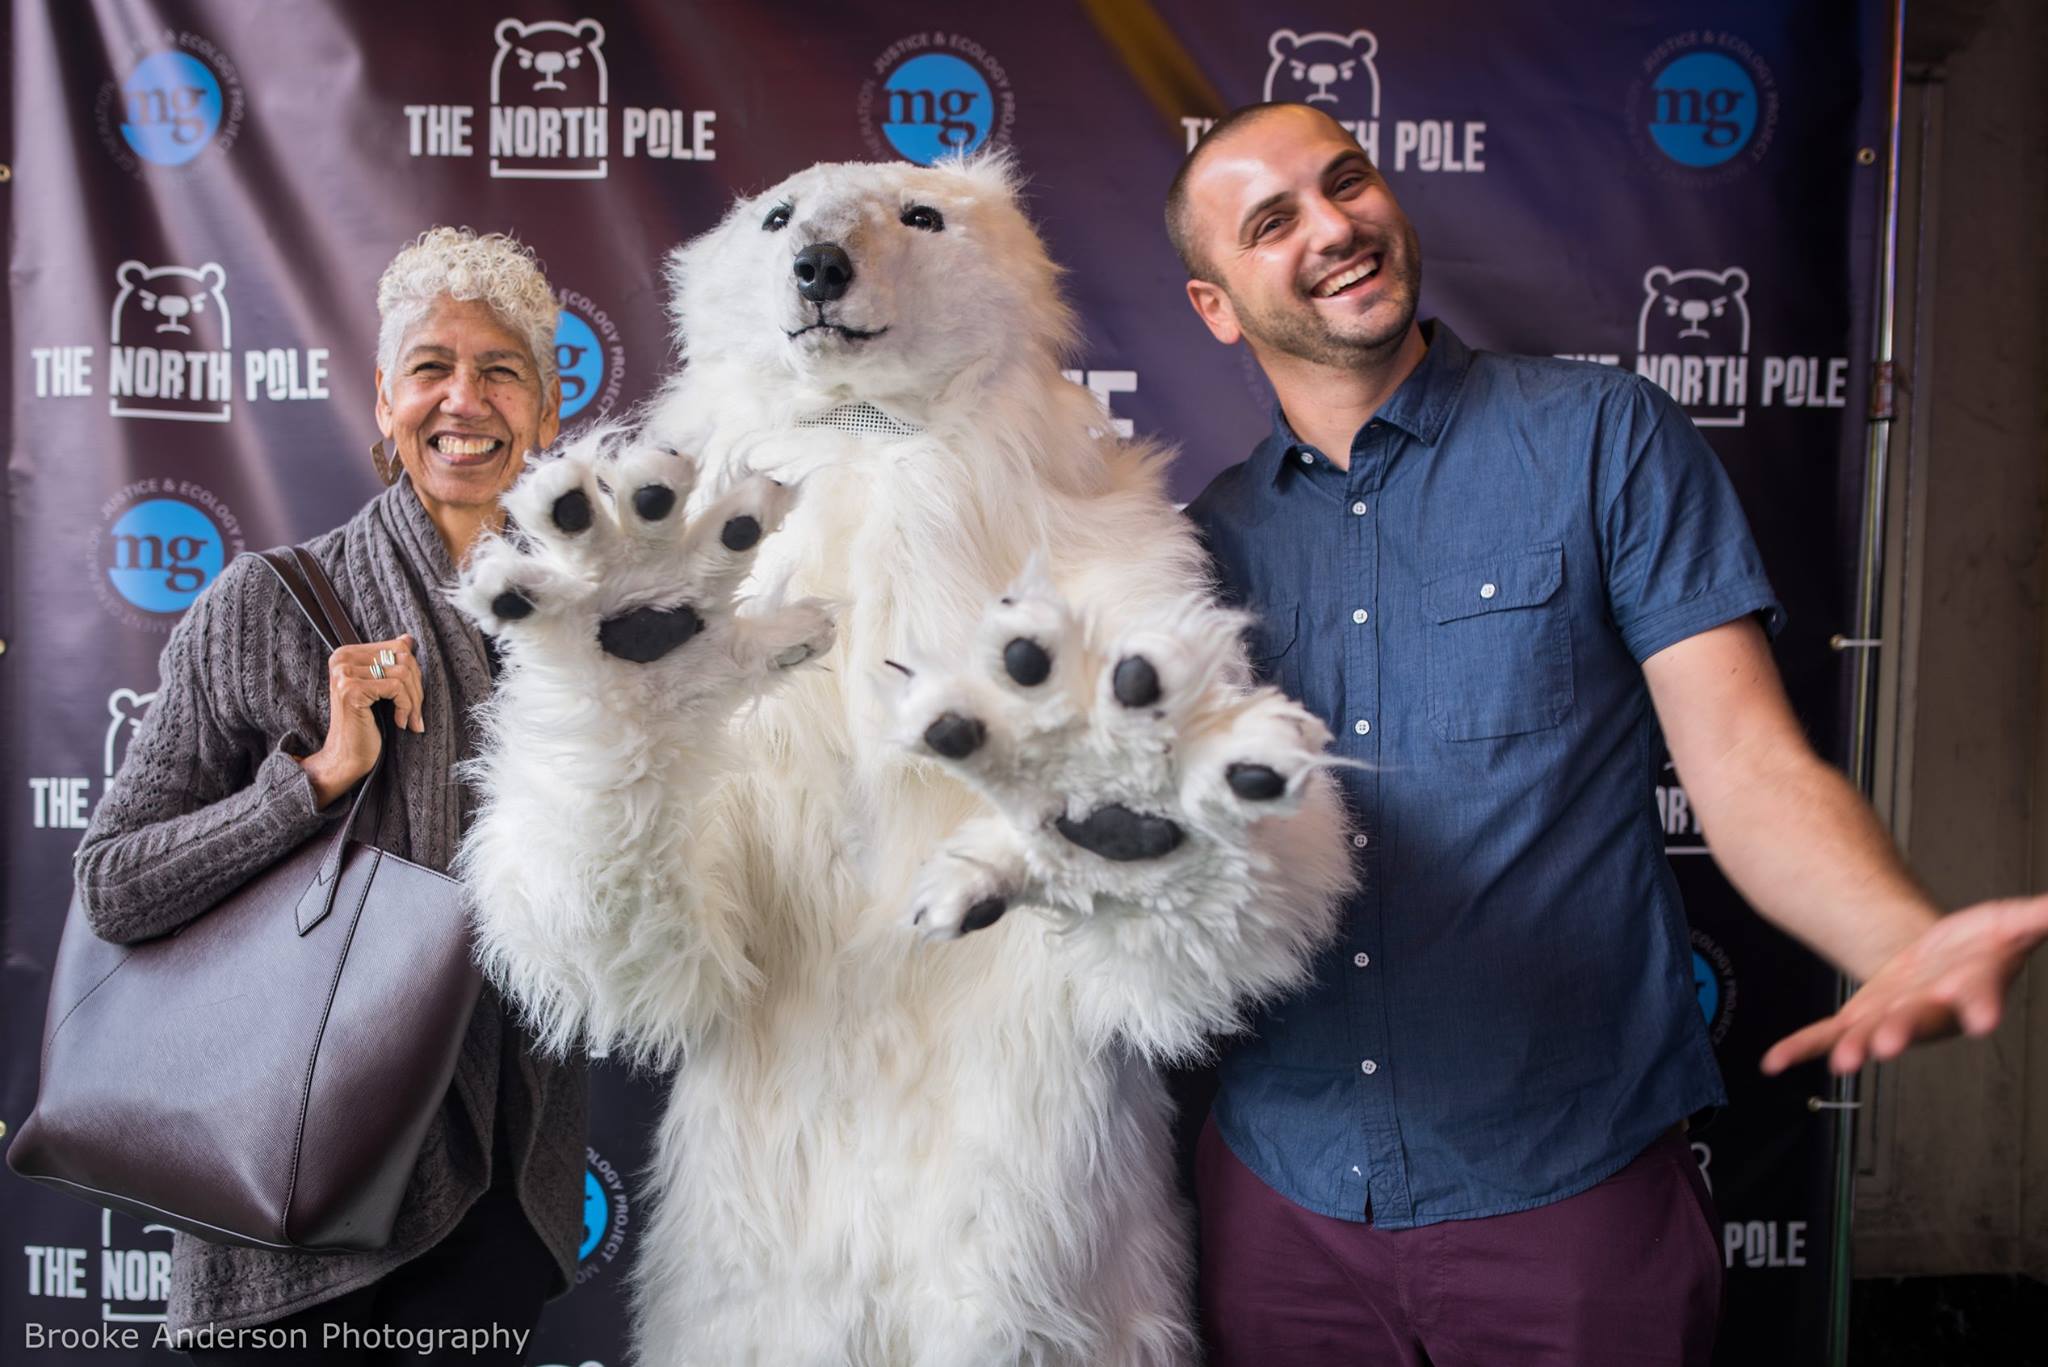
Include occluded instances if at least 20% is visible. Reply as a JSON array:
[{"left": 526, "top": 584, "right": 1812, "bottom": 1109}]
[
  {"left": 1185, "top": 278, "right": 1243, "bottom": 346},
  {"left": 374, "top": 368, "right": 394, "bottom": 437}
]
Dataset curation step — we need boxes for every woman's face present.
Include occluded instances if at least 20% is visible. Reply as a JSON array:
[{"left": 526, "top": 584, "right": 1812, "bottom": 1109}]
[{"left": 374, "top": 295, "right": 561, "bottom": 517}]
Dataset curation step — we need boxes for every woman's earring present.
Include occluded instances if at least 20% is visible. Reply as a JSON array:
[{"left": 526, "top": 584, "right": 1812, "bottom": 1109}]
[{"left": 371, "top": 437, "right": 399, "bottom": 486}]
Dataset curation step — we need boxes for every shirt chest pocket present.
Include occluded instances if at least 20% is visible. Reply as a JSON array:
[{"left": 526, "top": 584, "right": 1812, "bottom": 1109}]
[
  {"left": 1423, "top": 544, "right": 1575, "bottom": 741},
  {"left": 1246, "top": 603, "right": 1302, "bottom": 701}
]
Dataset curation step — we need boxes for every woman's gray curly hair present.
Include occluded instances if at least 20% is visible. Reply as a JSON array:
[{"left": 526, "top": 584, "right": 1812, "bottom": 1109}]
[{"left": 376, "top": 227, "right": 558, "bottom": 394}]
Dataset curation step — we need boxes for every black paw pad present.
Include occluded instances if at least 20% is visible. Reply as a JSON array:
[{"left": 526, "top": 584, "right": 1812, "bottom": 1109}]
[
  {"left": 960, "top": 896, "right": 1009, "bottom": 934},
  {"left": 922, "top": 712, "right": 986, "bottom": 760},
  {"left": 1112, "top": 656, "right": 1162, "bottom": 708},
  {"left": 1226, "top": 763, "right": 1287, "bottom": 801},
  {"left": 551, "top": 488, "right": 593, "bottom": 534},
  {"left": 1003, "top": 638, "right": 1052, "bottom": 686},
  {"left": 633, "top": 484, "right": 677, "bottom": 521},
  {"left": 597, "top": 604, "right": 702, "bottom": 663},
  {"left": 491, "top": 588, "right": 535, "bottom": 621},
  {"left": 1055, "top": 804, "right": 1185, "bottom": 862},
  {"left": 721, "top": 515, "right": 762, "bottom": 551}
]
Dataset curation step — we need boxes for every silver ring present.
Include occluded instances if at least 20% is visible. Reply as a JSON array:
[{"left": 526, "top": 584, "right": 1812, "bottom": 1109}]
[
  {"left": 377, "top": 648, "right": 397, "bottom": 668},
  {"left": 370, "top": 661, "right": 385, "bottom": 680}
]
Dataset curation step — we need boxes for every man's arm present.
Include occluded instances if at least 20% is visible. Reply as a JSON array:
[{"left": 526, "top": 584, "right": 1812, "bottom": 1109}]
[{"left": 1642, "top": 617, "right": 2048, "bottom": 1073}]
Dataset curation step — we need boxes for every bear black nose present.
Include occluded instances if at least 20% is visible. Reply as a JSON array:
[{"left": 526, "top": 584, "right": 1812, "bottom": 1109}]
[{"left": 794, "top": 242, "right": 854, "bottom": 303}]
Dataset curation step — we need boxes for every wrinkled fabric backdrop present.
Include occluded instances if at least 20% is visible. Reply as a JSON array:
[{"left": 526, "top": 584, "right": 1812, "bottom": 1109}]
[{"left": 3, "top": 2, "right": 1883, "bottom": 1362}]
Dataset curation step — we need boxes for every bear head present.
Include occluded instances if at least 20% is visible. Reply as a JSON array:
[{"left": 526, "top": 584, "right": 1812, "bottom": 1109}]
[
  {"left": 665, "top": 154, "right": 1076, "bottom": 403},
  {"left": 1639, "top": 266, "right": 1750, "bottom": 351},
  {"left": 104, "top": 687, "right": 157, "bottom": 780},
  {"left": 111, "top": 261, "right": 230, "bottom": 348},
  {"left": 1264, "top": 29, "right": 1380, "bottom": 120},
  {"left": 493, "top": 18, "right": 606, "bottom": 102}
]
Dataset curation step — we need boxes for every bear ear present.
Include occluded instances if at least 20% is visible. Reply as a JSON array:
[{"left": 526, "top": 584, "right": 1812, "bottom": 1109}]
[
  {"left": 574, "top": 18, "right": 604, "bottom": 46},
  {"left": 1347, "top": 29, "right": 1378, "bottom": 60},
  {"left": 196, "top": 263, "right": 226, "bottom": 290},
  {"left": 494, "top": 18, "right": 525, "bottom": 46},
  {"left": 1643, "top": 267, "right": 1674, "bottom": 295},
  {"left": 1719, "top": 267, "right": 1750, "bottom": 295},
  {"left": 945, "top": 145, "right": 1022, "bottom": 198},
  {"left": 116, "top": 260, "right": 149, "bottom": 289},
  {"left": 1269, "top": 30, "right": 1301, "bottom": 59}
]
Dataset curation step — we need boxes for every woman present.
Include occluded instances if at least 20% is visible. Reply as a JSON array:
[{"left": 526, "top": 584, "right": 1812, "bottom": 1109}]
[{"left": 74, "top": 228, "right": 585, "bottom": 1365}]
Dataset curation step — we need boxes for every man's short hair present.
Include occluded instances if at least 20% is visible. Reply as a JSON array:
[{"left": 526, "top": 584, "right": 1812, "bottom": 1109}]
[{"left": 1163, "top": 102, "right": 1361, "bottom": 283}]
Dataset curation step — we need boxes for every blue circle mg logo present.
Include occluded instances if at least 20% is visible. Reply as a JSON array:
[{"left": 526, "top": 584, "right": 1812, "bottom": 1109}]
[
  {"left": 1648, "top": 52, "right": 1757, "bottom": 167},
  {"left": 1692, "top": 950, "right": 1719, "bottom": 1027},
  {"left": 554, "top": 310, "right": 604, "bottom": 420},
  {"left": 105, "top": 499, "right": 224, "bottom": 613},
  {"left": 579, "top": 1169, "right": 606, "bottom": 1260},
  {"left": 120, "top": 52, "right": 224, "bottom": 166},
  {"left": 882, "top": 53, "right": 990, "bottom": 163}
]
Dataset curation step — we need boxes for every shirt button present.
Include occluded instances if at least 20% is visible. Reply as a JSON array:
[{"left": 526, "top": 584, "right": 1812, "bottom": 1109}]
[
  {"left": 1353, "top": 718, "right": 1371, "bottom": 735},
  {"left": 1352, "top": 608, "right": 1369, "bottom": 625},
  {"left": 1353, "top": 951, "right": 1371, "bottom": 968},
  {"left": 1480, "top": 582, "right": 1498, "bottom": 599},
  {"left": 1299, "top": 451, "right": 1314, "bottom": 465},
  {"left": 1361, "top": 1059, "right": 1379, "bottom": 1075},
  {"left": 1351, "top": 833, "right": 1369, "bottom": 849},
  {"left": 1351, "top": 500, "right": 1368, "bottom": 516}
]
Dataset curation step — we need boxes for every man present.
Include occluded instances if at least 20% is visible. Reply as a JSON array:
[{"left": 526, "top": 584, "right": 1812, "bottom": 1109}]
[{"left": 1167, "top": 101, "right": 2047, "bottom": 1365}]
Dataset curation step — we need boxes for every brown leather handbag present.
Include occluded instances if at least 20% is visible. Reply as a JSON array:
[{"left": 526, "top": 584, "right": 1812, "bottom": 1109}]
[{"left": 7, "top": 546, "right": 484, "bottom": 1252}]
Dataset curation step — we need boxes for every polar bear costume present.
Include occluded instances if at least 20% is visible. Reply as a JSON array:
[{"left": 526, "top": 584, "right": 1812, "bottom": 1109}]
[{"left": 454, "top": 156, "right": 1354, "bottom": 1366}]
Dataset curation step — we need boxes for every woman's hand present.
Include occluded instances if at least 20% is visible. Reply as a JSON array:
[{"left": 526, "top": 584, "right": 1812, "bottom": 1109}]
[{"left": 300, "top": 634, "right": 424, "bottom": 808}]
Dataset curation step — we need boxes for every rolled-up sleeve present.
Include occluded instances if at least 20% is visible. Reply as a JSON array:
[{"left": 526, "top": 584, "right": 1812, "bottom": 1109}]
[{"left": 1598, "top": 376, "right": 1785, "bottom": 663}]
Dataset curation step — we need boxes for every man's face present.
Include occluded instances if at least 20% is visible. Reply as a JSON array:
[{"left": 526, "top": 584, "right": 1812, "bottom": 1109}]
[{"left": 1183, "top": 107, "right": 1422, "bottom": 368}]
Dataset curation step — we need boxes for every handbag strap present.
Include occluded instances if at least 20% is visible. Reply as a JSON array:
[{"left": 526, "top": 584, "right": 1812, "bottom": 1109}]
[{"left": 251, "top": 549, "right": 395, "bottom": 936}]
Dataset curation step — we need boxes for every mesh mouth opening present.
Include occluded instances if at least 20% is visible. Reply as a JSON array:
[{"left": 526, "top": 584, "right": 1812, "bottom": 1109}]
[{"left": 795, "top": 401, "right": 924, "bottom": 437}]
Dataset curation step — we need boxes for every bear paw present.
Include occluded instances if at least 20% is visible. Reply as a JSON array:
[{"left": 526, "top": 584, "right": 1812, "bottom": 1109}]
[
  {"left": 892, "top": 561, "right": 1335, "bottom": 940},
  {"left": 454, "top": 430, "right": 835, "bottom": 719}
]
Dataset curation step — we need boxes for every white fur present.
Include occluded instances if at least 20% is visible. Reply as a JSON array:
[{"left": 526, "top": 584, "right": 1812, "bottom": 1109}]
[{"left": 456, "top": 156, "right": 1355, "bottom": 1366}]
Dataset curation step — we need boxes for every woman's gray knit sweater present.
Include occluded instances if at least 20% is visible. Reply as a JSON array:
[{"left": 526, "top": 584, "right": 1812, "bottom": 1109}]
[{"left": 72, "top": 476, "right": 586, "bottom": 1335}]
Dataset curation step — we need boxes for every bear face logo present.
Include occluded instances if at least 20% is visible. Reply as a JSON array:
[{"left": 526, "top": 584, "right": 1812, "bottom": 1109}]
[
  {"left": 1263, "top": 30, "right": 1380, "bottom": 121},
  {"left": 492, "top": 19, "right": 607, "bottom": 104},
  {"left": 110, "top": 261, "right": 230, "bottom": 349},
  {"left": 1638, "top": 266, "right": 1750, "bottom": 353},
  {"left": 105, "top": 688, "right": 158, "bottom": 780}
]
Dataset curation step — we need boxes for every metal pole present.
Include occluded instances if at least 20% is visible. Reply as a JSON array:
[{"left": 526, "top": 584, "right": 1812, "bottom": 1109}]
[{"left": 1828, "top": 0, "right": 1909, "bottom": 1360}]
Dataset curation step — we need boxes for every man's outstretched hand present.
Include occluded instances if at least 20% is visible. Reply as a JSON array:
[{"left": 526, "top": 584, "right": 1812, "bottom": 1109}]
[{"left": 1762, "top": 895, "right": 2048, "bottom": 1076}]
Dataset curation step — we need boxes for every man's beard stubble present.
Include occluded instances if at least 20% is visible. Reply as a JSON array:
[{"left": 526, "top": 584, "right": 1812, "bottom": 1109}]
[{"left": 1231, "top": 220, "right": 1423, "bottom": 370}]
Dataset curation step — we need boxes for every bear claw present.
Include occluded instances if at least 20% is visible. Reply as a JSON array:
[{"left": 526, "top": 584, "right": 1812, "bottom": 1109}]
[
  {"left": 923, "top": 712, "right": 986, "bottom": 760},
  {"left": 633, "top": 484, "right": 677, "bottom": 521},
  {"left": 551, "top": 489, "right": 593, "bottom": 534},
  {"left": 1225, "top": 763, "right": 1287, "bottom": 802},
  {"left": 1112, "top": 656, "right": 1161, "bottom": 709}
]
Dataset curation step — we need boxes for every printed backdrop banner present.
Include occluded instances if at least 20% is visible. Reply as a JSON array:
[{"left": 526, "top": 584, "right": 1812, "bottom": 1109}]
[{"left": 4, "top": 2, "right": 1884, "bottom": 1362}]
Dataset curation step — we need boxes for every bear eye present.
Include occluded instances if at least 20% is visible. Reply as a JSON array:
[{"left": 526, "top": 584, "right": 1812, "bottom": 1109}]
[
  {"left": 763, "top": 203, "right": 792, "bottom": 232},
  {"left": 1290, "top": 61, "right": 1306, "bottom": 79},
  {"left": 900, "top": 204, "right": 945, "bottom": 233}
]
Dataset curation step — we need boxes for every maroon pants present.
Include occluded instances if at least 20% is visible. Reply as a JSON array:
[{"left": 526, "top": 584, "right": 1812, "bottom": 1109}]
[{"left": 1197, "top": 1117, "right": 1723, "bottom": 1366}]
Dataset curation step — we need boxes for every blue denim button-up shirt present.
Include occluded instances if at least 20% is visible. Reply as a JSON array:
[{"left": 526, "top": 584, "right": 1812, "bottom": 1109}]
[{"left": 1186, "top": 321, "right": 1783, "bottom": 1227}]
